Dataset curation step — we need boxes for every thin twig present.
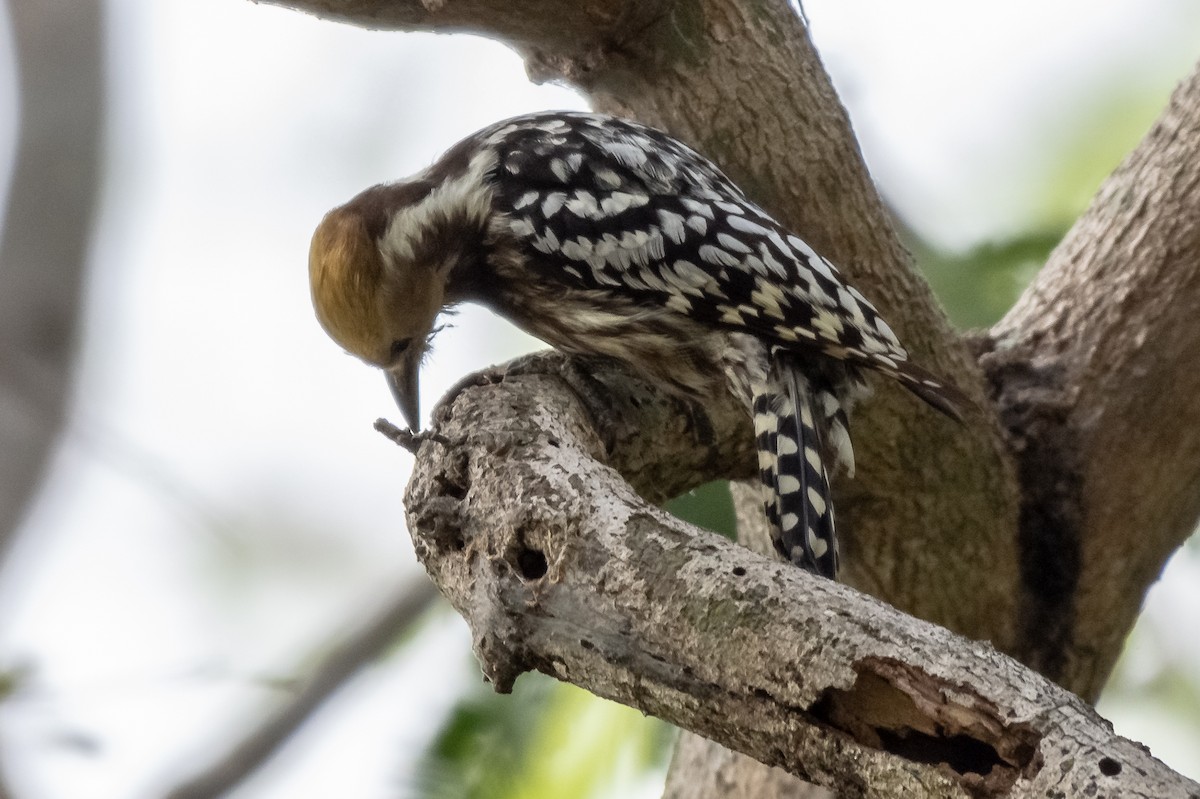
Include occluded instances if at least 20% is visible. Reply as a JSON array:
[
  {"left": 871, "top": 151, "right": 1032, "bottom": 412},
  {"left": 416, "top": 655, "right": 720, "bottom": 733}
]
[{"left": 374, "top": 418, "right": 450, "bottom": 453}]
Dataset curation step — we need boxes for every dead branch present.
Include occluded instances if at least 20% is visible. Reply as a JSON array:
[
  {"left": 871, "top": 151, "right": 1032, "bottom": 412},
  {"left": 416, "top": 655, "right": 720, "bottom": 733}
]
[{"left": 403, "top": 361, "right": 1198, "bottom": 798}]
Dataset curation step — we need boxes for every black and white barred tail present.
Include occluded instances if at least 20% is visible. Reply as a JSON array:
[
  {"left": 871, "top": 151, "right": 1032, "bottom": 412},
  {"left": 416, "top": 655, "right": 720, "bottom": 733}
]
[{"left": 754, "top": 360, "right": 857, "bottom": 578}]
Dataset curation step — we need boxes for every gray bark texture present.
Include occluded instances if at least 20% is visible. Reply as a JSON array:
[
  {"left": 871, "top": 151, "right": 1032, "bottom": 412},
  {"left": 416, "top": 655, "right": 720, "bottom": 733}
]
[
  {"left": 399, "top": 358, "right": 1197, "bottom": 798},
  {"left": 265, "top": 0, "right": 1200, "bottom": 795}
]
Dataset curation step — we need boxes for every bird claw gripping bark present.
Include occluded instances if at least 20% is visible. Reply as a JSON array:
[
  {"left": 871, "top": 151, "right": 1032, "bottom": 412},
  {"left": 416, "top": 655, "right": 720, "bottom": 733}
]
[{"left": 313, "top": 111, "right": 967, "bottom": 579}]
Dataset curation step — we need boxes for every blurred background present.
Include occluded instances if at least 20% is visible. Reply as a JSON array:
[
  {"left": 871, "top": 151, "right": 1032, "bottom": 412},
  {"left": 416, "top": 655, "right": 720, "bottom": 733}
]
[{"left": 0, "top": 0, "right": 1197, "bottom": 796}]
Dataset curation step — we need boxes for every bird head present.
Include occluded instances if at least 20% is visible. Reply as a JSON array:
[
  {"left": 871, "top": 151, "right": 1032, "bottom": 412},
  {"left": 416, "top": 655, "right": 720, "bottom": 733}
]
[{"left": 309, "top": 190, "right": 445, "bottom": 431}]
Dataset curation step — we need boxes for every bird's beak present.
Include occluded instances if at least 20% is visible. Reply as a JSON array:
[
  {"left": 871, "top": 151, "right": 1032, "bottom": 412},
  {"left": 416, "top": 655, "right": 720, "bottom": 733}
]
[{"left": 387, "top": 360, "right": 421, "bottom": 431}]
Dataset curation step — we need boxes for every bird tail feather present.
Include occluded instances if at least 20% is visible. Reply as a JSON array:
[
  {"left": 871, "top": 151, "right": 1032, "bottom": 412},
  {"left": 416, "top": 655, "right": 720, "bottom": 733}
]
[{"left": 754, "top": 365, "right": 839, "bottom": 578}]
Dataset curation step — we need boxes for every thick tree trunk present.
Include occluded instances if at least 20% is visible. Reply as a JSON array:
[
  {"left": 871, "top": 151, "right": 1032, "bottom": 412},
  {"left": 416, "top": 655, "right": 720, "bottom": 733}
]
[{"left": 982, "top": 63, "right": 1200, "bottom": 696}]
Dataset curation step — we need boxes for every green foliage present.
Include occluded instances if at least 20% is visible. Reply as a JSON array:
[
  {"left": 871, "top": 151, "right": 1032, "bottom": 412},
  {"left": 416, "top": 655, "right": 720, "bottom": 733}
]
[
  {"left": 906, "top": 79, "right": 1174, "bottom": 330},
  {"left": 412, "top": 673, "right": 673, "bottom": 799},
  {"left": 1031, "top": 83, "right": 1175, "bottom": 232},
  {"left": 666, "top": 480, "right": 737, "bottom": 541},
  {"left": 914, "top": 229, "right": 1064, "bottom": 328}
]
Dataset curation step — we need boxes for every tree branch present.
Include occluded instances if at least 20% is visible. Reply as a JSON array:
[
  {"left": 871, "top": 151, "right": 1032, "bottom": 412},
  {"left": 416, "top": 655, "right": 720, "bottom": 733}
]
[
  {"left": 0, "top": 0, "right": 103, "bottom": 570},
  {"left": 403, "top": 362, "right": 1198, "bottom": 798},
  {"left": 983, "top": 57, "right": 1200, "bottom": 699},
  {"left": 162, "top": 580, "right": 440, "bottom": 799},
  {"left": 256, "top": 0, "right": 660, "bottom": 56}
]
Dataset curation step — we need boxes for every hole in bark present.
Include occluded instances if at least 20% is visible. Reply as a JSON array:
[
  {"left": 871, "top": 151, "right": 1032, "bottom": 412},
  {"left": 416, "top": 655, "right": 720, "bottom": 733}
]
[
  {"left": 1098, "top": 757, "right": 1121, "bottom": 776},
  {"left": 417, "top": 504, "right": 466, "bottom": 554},
  {"left": 435, "top": 474, "right": 468, "bottom": 500},
  {"left": 810, "top": 657, "right": 1042, "bottom": 794},
  {"left": 731, "top": 566, "right": 747, "bottom": 577},
  {"left": 876, "top": 728, "right": 1001, "bottom": 776},
  {"left": 516, "top": 548, "right": 548, "bottom": 580},
  {"left": 580, "top": 639, "right": 595, "bottom": 650}
]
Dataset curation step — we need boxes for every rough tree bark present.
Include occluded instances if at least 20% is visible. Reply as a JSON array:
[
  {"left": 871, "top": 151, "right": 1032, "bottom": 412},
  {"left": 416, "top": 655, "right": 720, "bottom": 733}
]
[
  {"left": 263, "top": 0, "right": 1200, "bottom": 795},
  {"left": 394, "top": 357, "right": 1196, "bottom": 798},
  {"left": 982, "top": 73, "right": 1200, "bottom": 693}
]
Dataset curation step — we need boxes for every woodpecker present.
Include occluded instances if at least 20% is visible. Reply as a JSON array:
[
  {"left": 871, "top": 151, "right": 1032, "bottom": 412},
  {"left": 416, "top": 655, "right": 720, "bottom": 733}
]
[{"left": 310, "top": 111, "right": 964, "bottom": 579}]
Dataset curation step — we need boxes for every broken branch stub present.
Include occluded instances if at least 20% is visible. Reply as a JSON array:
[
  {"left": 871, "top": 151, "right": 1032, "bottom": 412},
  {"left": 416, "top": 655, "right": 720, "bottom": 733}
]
[{"left": 398, "top": 357, "right": 1199, "bottom": 798}]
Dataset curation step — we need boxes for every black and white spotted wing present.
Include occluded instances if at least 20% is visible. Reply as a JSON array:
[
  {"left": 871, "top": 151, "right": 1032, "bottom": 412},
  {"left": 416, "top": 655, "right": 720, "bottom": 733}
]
[{"left": 481, "top": 111, "right": 960, "bottom": 414}]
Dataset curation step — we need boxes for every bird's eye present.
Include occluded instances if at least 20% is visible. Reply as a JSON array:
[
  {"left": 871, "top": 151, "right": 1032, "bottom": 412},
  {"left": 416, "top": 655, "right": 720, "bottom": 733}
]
[{"left": 390, "top": 339, "right": 411, "bottom": 360}]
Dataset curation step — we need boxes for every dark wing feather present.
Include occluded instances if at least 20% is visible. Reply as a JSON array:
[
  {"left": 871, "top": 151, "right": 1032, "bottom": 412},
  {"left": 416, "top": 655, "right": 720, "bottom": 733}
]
[{"left": 486, "top": 112, "right": 965, "bottom": 417}]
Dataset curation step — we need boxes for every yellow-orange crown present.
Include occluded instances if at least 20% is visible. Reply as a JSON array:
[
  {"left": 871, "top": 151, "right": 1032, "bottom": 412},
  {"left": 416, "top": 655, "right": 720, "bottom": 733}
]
[{"left": 309, "top": 207, "right": 388, "bottom": 363}]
